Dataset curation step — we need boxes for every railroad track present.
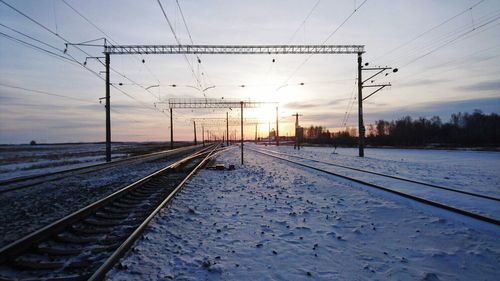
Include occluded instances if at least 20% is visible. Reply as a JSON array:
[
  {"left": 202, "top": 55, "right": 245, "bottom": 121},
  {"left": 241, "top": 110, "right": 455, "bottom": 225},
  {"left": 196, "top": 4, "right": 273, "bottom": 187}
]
[
  {"left": 0, "top": 144, "right": 219, "bottom": 280},
  {"left": 0, "top": 144, "right": 203, "bottom": 194},
  {"left": 249, "top": 147, "right": 500, "bottom": 226}
]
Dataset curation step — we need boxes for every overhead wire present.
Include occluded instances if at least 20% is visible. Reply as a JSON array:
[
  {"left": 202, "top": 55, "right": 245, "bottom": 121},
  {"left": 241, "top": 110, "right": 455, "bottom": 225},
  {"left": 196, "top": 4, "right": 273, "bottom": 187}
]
[
  {"left": 157, "top": 0, "right": 204, "bottom": 92},
  {"left": 60, "top": 0, "right": 162, "bottom": 100},
  {"left": 0, "top": 29, "right": 165, "bottom": 117},
  {"left": 0, "top": 22, "right": 61, "bottom": 52},
  {"left": 336, "top": 78, "right": 358, "bottom": 132},
  {"left": 366, "top": 5, "right": 500, "bottom": 88},
  {"left": 372, "top": 0, "right": 486, "bottom": 63},
  {"left": 287, "top": 0, "right": 322, "bottom": 44},
  {"left": 400, "top": 13, "right": 500, "bottom": 68},
  {"left": 52, "top": 0, "right": 58, "bottom": 35},
  {"left": 278, "top": 0, "right": 369, "bottom": 88},
  {"left": 392, "top": 41, "right": 500, "bottom": 85},
  {"left": 260, "top": 0, "right": 322, "bottom": 85},
  {"left": 0, "top": 83, "right": 144, "bottom": 123},
  {"left": 0, "top": 83, "right": 96, "bottom": 103},
  {"left": 0, "top": 0, "right": 168, "bottom": 117},
  {"left": 274, "top": 0, "right": 367, "bottom": 133},
  {"left": 175, "top": 0, "right": 214, "bottom": 96},
  {"left": 0, "top": 31, "right": 79, "bottom": 65},
  {"left": 387, "top": 8, "right": 500, "bottom": 67}
]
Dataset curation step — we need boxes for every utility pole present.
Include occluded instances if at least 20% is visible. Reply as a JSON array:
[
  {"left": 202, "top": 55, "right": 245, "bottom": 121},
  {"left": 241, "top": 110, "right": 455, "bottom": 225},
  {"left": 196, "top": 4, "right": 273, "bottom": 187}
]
[
  {"left": 255, "top": 123, "right": 258, "bottom": 142},
  {"left": 268, "top": 121, "right": 271, "bottom": 145},
  {"left": 226, "top": 112, "right": 229, "bottom": 146},
  {"left": 276, "top": 106, "right": 279, "bottom": 146},
  {"left": 292, "top": 112, "right": 303, "bottom": 149},
  {"left": 292, "top": 112, "right": 303, "bottom": 128},
  {"left": 240, "top": 101, "right": 244, "bottom": 165},
  {"left": 105, "top": 53, "right": 111, "bottom": 162},
  {"left": 193, "top": 121, "right": 197, "bottom": 145},
  {"left": 357, "top": 53, "right": 364, "bottom": 157},
  {"left": 357, "top": 53, "right": 397, "bottom": 157},
  {"left": 170, "top": 108, "right": 173, "bottom": 149},
  {"left": 202, "top": 125, "right": 205, "bottom": 147}
]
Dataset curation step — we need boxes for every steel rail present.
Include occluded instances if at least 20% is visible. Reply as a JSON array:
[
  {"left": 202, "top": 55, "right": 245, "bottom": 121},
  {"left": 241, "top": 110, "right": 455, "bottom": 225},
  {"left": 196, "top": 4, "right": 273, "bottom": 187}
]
[
  {"left": 0, "top": 144, "right": 202, "bottom": 194},
  {"left": 255, "top": 147, "right": 500, "bottom": 202},
  {"left": 249, "top": 148, "right": 500, "bottom": 226},
  {"left": 0, "top": 144, "right": 218, "bottom": 279},
  {"left": 89, "top": 143, "right": 220, "bottom": 280}
]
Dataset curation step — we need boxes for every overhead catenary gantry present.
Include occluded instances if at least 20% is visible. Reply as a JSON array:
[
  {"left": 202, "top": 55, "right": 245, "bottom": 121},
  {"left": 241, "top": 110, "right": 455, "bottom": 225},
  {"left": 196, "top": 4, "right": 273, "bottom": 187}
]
[
  {"left": 101, "top": 44, "right": 374, "bottom": 162},
  {"left": 168, "top": 98, "right": 277, "bottom": 164},
  {"left": 104, "top": 45, "right": 364, "bottom": 55},
  {"left": 192, "top": 117, "right": 263, "bottom": 145}
]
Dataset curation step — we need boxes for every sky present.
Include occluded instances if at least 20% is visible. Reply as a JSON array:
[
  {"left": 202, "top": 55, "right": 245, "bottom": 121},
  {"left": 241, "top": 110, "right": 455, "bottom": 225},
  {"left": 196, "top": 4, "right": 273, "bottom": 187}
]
[{"left": 0, "top": 0, "right": 499, "bottom": 144}]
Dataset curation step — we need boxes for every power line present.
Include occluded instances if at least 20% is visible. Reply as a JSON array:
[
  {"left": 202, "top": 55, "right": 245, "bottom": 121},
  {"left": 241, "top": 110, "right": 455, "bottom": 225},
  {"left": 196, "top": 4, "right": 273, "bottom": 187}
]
[
  {"left": 0, "top": 83, "right": 143, "bottom": 123},
  {"left": 279, "top": 0, "right": 369, "bottom": 87},
  {"left": 0, "top": 0, "right": 95, "bottom": 61},
  {"left": 392, "top": 42, "right": 500, "bottom": 85},
  {"left": 0, "top": 0, "right": 168, "bottom": 117},
  {"left": 0, "top": 22, "right": 61, "bottom": 52},
  {"left": 156, "top": 0, "right": 204, "bottom": 92},
  {"left": 0, "top": 31, "right": 77, "bottom": 65},
  {"left": 322, "top": 0, "right": 368, "bottom": 44},
  {"left": 287, "top": 0, "right": 322, "bottom": 44},
  {"left": 260, "top": 0, "right": 322, "bottom": 84},
  {"left": 1, "top": 0, "right": 162, "bottom": 105},
  {"left": 0, "top": 83, "right": 95, "bottom": 103},
  {"left": 339, "top": 79, "right": 358, "bottom": 131},
  {"left": 0, "top": 30, "right": 166, "bottom": 117},
  {"left": 175, "top": 0, "right": 214, "bottom": 96},
  {"left": 175, "top": 0, "right": 195, "bottom": 46},
  {"left": 372, "top": 0, "right": 486, "bottom": 62},
  {"left": 60, "top": 0, "right": 162, "bottom": 90},
  {"left": 401, "top": 13, "right": 500, "bottom": 67},
  {"left": 388, "top": 9, "right": 500, "bottom": 67},
  {"left": 367, "top": 9, "right": 500, "bottom": 85}
]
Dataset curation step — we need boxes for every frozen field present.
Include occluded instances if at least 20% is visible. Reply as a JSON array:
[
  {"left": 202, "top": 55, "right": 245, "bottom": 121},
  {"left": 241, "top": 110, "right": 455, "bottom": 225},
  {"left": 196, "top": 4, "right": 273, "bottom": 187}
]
[
  {"left": 0, "top": 142, "right": 180, "bottom": 180},
  {"left": 254, "top": 144, "right": 500, "bottom": 198},
  {"left": 108, "top": 147, "right": 500, "bottom": 280},
  {"left": 0, "top": 145, "right": 200, "bottom": 248}
]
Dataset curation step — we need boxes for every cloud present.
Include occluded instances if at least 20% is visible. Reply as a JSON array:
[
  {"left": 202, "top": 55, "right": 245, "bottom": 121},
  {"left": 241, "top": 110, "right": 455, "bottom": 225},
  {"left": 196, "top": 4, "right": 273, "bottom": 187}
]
[
  {"left": 284, "top": 98, "right": 350, "bottom": 109},
  {"left": 457, "top": 80, "right": 500, "bottom": 92},
  {"left": 397, "top": 78, "right": 450, "bottom": 88},
  {"left": 0, "top": 95, "right": 21, "bottom": 103}
]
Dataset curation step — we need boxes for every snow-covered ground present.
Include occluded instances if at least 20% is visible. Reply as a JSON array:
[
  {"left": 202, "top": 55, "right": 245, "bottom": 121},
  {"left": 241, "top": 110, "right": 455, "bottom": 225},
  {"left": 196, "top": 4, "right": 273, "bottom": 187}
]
[
  {"left": 0, "top": 146, "right": 200, "bottom": 248},
  {"left": 253, "top": 144, "right": 500, "bottom": 198},
  {"left": 0, "top": 142, "right": 178, "bottom": 181},
  {"left": 247, "top": 144, "right": 500, "bottom": 220},
  {"left": 108, "top": 147, "right": 500, "bottom": 280}
]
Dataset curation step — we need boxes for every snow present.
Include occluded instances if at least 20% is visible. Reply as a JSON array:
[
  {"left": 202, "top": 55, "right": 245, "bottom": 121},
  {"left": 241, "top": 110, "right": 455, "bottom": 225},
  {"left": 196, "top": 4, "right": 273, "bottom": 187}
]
[
  {"left": 0, "top": 142, "right": 183, "bottom": 181},
  {"left": 108, "top": 146, "right": 500, "bottom": 280},
  {"left": 247, "top": 145, "right": 500, "bottom": 220},
  {"left": 0, "top": 143, "right": 132, "bottom": 180},
  {"left": 254, "top": 144, "right": 500, "bottom": 198},
  {"left": 0, "top": 146, "right": 200, "bottom": 248}
]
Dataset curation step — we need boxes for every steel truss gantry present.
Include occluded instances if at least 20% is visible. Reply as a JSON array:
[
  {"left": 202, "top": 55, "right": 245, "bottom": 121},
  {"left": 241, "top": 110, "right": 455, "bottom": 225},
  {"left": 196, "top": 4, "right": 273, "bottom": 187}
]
[
  {"left": 191, "top": 118, "right": 258, "bottom": 127},
  {"left": 168, "top": 98, "right": 276, "bottom": 109},
  {"left": 100, "top": 43, "right": 379, "bottom": 162},
  {"left": 166, "top": 98, "right": 278, "bottom": 164},
  {"left": 105, "top": 45, "right": 365, "bottom": 55}
]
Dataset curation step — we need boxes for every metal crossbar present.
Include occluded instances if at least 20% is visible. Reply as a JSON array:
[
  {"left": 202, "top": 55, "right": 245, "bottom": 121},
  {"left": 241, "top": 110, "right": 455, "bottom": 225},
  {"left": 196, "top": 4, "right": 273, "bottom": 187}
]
[
  {"left": 168, "top": 98, "right": 277, "bottom": 109},
  {"left": 105, "top": 45, "right": 365, "bottom": 55}
]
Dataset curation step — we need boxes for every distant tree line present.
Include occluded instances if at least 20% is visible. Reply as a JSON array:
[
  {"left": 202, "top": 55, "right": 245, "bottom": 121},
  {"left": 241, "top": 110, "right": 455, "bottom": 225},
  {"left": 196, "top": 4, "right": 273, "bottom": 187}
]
[{"left": 301, "top": 110, "right": 500, "bottom": 147}]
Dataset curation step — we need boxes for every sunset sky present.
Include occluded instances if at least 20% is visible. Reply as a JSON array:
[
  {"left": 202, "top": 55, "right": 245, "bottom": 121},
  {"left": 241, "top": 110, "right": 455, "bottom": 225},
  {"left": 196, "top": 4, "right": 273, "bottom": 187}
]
[{"left": 1, "top": 0, "right": 499, "bottom": 143}]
